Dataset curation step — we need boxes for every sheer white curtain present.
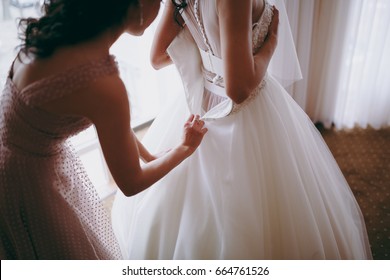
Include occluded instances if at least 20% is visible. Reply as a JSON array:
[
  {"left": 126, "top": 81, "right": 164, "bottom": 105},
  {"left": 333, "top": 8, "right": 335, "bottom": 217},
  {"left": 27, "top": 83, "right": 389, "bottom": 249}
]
[
  {"left": 284, "top": 0, "right": 315, "bottom": 109},
  {"left": 285, "top": 0, "right": 390, "bottom": 129},
  {"left": 333, "top": 0, "right": 390, "bottom": 129}
]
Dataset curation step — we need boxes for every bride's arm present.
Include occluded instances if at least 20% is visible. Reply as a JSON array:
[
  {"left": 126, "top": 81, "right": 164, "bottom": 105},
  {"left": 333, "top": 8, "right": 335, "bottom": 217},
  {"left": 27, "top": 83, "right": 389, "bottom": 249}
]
[
  {"left": 217, "top": 1, "right": 279, "bottom": 104},
  {"left": 150, "top": 1, "right": 183, "bottom": 69}
]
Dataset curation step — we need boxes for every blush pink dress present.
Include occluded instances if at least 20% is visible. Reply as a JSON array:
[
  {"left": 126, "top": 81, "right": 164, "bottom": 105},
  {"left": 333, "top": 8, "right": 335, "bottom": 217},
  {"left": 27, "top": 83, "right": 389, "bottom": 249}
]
[{"left": 0, "top": 55, "right": 122, "bottom": 259}]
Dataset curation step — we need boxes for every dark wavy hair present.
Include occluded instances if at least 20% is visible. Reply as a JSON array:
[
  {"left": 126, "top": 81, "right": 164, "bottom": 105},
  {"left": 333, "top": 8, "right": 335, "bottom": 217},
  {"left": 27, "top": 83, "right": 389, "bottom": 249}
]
[
  {"left": 18, "top": 0, "right": 139, "bottom": 58},
  {"left": 171, "top": 0, "right": 187, "bottom": 27}
]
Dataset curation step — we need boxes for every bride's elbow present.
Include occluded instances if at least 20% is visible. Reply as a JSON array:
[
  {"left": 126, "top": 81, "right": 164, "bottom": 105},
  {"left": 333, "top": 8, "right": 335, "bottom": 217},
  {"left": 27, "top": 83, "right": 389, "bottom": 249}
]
[
  {"left": 226, "top": 87, "right": 251, "bottom": 104},
  {"left": 120, "top": 186, "right": 137, "bottom": 197},
  {"left": 150, "top": 56, "right": 163, "bottom": 70},
  {"left": 115, "top": 176, "right": 143, "bottom": 197},
  {"left": 118, "top": 183, "right": 142, "bottom": 197},
  {"left": 150, "top": 52, "right": 171, "bottom": 70}
]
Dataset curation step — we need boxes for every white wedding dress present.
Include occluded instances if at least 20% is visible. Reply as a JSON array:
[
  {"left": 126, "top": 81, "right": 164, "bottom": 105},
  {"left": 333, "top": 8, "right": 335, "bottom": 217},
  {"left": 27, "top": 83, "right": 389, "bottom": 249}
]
[{"left": 111, "top": 0, "right": 372, "bottom": 259}]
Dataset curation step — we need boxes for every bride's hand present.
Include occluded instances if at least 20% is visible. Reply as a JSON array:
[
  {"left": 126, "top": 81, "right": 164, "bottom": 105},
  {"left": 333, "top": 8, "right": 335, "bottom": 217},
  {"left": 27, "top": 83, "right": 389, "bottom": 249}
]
[
  {"left": 253, "top": 6, "right": 279, "bottom": 57},
  {"left": 180, "top": 114, "right": 208, "bottom": 155},
  {"left": 268, "top": 6, "right": 279, "bottom": 43}
]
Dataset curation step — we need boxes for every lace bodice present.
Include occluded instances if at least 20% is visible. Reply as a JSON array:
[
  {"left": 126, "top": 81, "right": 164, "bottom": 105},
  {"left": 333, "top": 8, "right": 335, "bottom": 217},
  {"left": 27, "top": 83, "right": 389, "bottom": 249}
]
[
  {"left": 182, "top": 0, "right": 273, "bottom": 58},
  {"left": 168, "top": 0, "right": 302, "bottom": 122}
]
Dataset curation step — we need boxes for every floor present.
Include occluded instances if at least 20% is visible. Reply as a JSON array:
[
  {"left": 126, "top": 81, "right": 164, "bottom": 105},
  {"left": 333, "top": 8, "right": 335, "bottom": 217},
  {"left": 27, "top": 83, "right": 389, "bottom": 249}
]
[{"left": 319, "top": 125, "right": 390, "bottom": 259}]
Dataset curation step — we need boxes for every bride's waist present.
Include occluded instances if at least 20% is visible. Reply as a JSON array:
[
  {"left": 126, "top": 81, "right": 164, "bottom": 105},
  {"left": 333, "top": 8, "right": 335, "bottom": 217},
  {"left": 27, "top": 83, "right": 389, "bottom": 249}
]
[{"left": 202, "top": 69, "right": 268, "bottom": 98}]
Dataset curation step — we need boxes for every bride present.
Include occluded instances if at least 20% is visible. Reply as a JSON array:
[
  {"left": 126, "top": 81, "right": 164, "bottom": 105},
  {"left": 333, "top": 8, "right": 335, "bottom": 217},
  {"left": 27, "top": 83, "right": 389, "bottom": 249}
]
[{"left": 111, "top": 0, "right": 372, "bottom": 259}]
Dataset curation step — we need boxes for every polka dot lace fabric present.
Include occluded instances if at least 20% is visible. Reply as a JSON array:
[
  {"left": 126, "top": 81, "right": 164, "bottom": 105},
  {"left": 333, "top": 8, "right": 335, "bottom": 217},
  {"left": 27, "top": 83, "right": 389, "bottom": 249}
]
[{"left": 0, "top": 55, "right": 122, "bottom": 259}]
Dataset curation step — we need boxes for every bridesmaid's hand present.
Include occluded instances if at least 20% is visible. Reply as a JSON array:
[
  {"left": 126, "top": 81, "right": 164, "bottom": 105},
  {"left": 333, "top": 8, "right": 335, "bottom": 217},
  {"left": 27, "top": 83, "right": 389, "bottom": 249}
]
[{"left": 180, "top": 114, "right": 208, "bottom": 155}]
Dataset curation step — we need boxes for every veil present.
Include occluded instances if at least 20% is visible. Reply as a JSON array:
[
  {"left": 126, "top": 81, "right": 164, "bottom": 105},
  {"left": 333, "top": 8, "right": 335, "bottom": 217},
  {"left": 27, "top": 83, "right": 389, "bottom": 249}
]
[{"left": 268, "top": 0, "right": 303, "bottom": 87}]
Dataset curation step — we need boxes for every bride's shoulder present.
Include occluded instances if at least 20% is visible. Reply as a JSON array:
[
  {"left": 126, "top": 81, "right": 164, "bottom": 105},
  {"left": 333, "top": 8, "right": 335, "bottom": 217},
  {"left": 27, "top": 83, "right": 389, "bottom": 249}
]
[{"left": 216, "top": 0, "right": 252, "bottom": 18}]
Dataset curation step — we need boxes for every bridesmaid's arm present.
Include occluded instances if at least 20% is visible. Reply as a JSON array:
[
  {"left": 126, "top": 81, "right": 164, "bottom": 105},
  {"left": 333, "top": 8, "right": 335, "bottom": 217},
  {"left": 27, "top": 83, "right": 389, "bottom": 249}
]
[
  {"left": 135, "top": 137, "right": 170, "bottom": 163},
  {"left": 135, "top": 137, "right": 156, "bottom": 163},
  {"left": 150, "top": 1, "right": 183, "bottom": 69},
  {"left": 74, "top": 76, "right": 207, "bottom": 197},
  {"left": 217, "top": 0, "right": 278, "bottom": 104}
]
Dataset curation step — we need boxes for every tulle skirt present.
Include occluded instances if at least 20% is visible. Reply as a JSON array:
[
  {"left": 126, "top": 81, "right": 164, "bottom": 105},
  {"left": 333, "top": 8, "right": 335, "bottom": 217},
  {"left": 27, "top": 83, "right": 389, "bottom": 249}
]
[{"left": 111, "top": 74, "right": 372, "bottom": 259}]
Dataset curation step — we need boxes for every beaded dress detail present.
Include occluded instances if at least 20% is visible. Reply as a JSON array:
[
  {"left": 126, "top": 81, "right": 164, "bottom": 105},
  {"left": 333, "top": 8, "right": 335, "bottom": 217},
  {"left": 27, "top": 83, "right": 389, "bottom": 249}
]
[{"left": 0, "top": 55, "right": 122, "bottom": 259}]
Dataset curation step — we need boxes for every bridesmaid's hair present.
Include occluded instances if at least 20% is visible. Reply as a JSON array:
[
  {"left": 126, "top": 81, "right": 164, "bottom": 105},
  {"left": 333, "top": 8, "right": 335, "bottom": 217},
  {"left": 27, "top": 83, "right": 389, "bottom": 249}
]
[
  {"left": 171, "top": 0, "right": 187, "bottom": 27},
  {"left": 18, "top": 0, "right": 139, "bottom": 58}
]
